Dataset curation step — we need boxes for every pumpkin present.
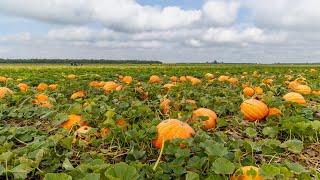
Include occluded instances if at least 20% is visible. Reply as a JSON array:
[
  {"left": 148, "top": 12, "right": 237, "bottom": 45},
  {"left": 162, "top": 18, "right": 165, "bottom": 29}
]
[
  {"left": 231, "top": 166, "right": 263, "bottom": 180},
  {"left": 60, "top": 114, "right": 85, "bottom": 129},
  {"left": 170, "top": 76, "right": 178, "bottom": 82},
  {"left": 67, "top": 74, "right": 77, "bottom": 79},
  {"left": 243, "top": 87, "right": 255, "bottom": 97},
  {"left": 89, "top": 81, "right": 101, "bottom": 88},
  {"left": 0, "top": 76, "right": 7, "bottom": 82},
  {"left": 205, "top": 73, "right": 214, "bottom": 80},
  {"left": 100, "top": 128, "right": 110, "bottom": 137},
  {"left": 293, "top": 85, "right": 311, "bottom": 95},
  {"left": 122, "top": 76, "right": 133, "bottom": 84},
  {"left": 163, "top": 83, "right": 175, "bottom": 90},
  {"left": 36, "top": 94, "right": 49, "bottom": 103},
  {"left": 71, "top": 91, "right": 86, "bottom": 99},
  {"left": 179, "top": 76, "right": 187, "bottom": 82},
  {"left": 191, "top": 108, "right": 218, "bottom": 130},
  {"left": 268, "top": 107, "right": 282, "bottom": 117},
  {"left": 283, "top": 92, "right": 306, "bottom": 104},
  {"left": 228, "top": 77, "right": 238, "bottom": 85},
  {"left": 242, "top": 83, "right": 250, "bottom": 89},
  {"left": 75, "top": 126, "right": 92, "bottom": 134},
  {"left": 160, "top": 98, "right": 171, "bottom": 114},
  {"left": 116, "top": 119, "right": 127, "bottom": 128},
  {"left": 218, "top": 75, "right": 229, "bottom": 82},
  {"left": 189, "top": 77, "right": 201, "bottom": 85},
  {"left": 33, "top": 94, "right": 52, "bottom": 108},
  {"left": 37, "top": 83, "right": 48, "bottom": 91},
  {"left": 103, "top": 81, "right": 119, "bottom": 93},
  {"left": 254, "top": 87, "right": 263, "bottom": 95},
  {"left": 49, "top": 84, "right": 57, "bottom": 91},
  {"left": 288, "top": 81, "right": 300, "bottom": 90},
  {"left": 40, "top": 101, "right": 53, "bottom": 109},
  {"left": 240, "top": 99, "right": 269, "bottom": 121},
  {"left": 153, "top": 119, "right": 195, "bottom": 149},
  {"left": 263, "top": 78, "right": 273, "bottom": 85},
  {"left": 312, "top": 90, "right": 320, "bottom": 95},
  {"left": 149, "top": 75, "right": 161, "bottom": 83},
  {"left": 18, "top": 83, "right": 28, "bottom": 92},
  {"left": 0, "top": 87, "right": 13, "bottom": 98},
  {"left": 310, "top": 68, "right": 317, "bottom": 74}
]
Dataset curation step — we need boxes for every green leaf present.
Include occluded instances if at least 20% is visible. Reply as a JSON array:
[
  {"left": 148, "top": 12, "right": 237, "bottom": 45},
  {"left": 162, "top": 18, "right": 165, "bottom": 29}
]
[
  {"left": 53, "top": 113, "right": 68, "bottom": 126},
  {"left": 261, "top": 164, "right": 280, "bottom": 179},
  {"left": 187, "top": 156, "right": 207, "bottom": 170},
  {"left": 11, "top": 163, "right": 33, "bottom": 179},
  {"left": 105, "top": 162, "right": 138, "bottom": 180},
  {"left": 0, "top": 165, "right": 5, "bottom": 176},
  {"left": 285, "top": 161, "right": 307, "bottom": 174},
  {"left": 203, "top": 141, "right": 228, "bottom": 157},
  {"left": 211, "top": 158, "right": 235, "bottom": 175},
  {"left": 280, "top": 139, "right": 303, "bottom": 154},
  {"left": 262, "top": 127, "right": 278, "bottom": 138},
  {"left": 44, "top": 173, "right": 72, "bottom": 180},
  {"left": 79, "top": 173, "right": 100, "bottom": 180},
  {"left": 245, "top": 127, "right": 257, "bottom": 138},
  {"left": 0, "top": 151, "right": 13, "bottom": 162},
  {"left": 186, "top": 171, "right": 199, "bottom": 180},
  {"left": 63, "top": 158, "right": 74, "bottom": 171}
]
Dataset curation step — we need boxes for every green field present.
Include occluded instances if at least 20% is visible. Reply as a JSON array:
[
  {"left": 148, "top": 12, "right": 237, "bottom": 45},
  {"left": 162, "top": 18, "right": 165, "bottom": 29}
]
[{"left": 0, "top": 64, "right": 319, "bottom": 179}]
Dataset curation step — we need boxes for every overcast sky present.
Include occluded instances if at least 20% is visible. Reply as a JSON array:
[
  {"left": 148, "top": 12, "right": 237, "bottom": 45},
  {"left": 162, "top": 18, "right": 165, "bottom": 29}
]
[{"left": 0, "top": 0, "right": 319, "bottom": 63}]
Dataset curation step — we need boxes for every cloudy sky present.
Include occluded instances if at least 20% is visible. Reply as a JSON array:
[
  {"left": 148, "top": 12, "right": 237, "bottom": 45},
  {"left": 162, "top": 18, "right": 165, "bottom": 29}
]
[{"left": 0, "top": 0, "right": 319, "bottom": 63}]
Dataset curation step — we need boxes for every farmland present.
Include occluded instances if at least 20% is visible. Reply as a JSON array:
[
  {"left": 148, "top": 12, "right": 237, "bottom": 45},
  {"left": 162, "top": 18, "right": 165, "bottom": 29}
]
[{"left": 0, "top": 64, "right": 319, "bottom": 179}]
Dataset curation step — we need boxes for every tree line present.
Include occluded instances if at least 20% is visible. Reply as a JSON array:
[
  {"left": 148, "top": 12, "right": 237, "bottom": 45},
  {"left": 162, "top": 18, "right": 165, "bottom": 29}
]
[{"left": 0, "top": 59, "right": 163, "bottom": 64}]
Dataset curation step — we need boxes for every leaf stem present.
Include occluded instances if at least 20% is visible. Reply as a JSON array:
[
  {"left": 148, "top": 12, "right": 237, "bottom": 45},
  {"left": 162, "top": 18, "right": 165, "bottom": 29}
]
[{"left": 153, "top": 139, "right": 164, "bottom": 171}]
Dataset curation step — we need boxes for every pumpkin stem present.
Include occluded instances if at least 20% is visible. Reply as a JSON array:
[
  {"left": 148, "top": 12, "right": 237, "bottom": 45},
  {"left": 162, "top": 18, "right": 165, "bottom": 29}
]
[{"left": 153, "top": 139, "right": 164, "bottom": 171}]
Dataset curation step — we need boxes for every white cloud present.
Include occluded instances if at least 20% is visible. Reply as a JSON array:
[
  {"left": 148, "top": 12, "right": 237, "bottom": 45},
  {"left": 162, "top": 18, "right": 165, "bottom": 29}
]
[
  {"left": 202, "top": 0, "right": 239, "bottom": 26},
  {"left": 243, "top": 0, "right": 320, "bottom": 29},
  {"left": 0, "top": 32, "right": 31, "bottom": 42}
]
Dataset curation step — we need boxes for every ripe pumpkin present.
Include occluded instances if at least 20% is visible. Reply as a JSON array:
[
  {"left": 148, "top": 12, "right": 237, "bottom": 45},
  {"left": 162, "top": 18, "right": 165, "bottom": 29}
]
[
  {"left": 100, "top": 128, "right": 110, "bottom": 137},
  {"left": 228, "top": 77, "right": 238, "bottom": 85},
  {"left": 60, "top": 114, "right": 85, "bottom": 130},
  {"left": 36, "top": 94, "right": 49, "bottom": 103},
  {"left": 122, "top": 76, "right": 133, "bottom": 84},
  {"left": 149, "top": 75, "right": 161, "bottom": 83},
  {"left": 116, "top": 119, "right": 127, "bottom": 128},
  {"left": 293, "top": 85, "right": 312, "bottom": 95},
  {"left": 153, "top": 119, "right": 195, "bottom": 149},
  {"left": 18, "top": 83, "right": 28, "bottom": 92},
  {"left": 103, "top": 81, "right": 119, "bottom": 93},
  {"left": 191, "top": 108, "right": 218, "bottom": 130},
  {"left": 0, "top": 76, "right": 7, "bottom": 82},
  {"left": 263, "top": 78, "right": 273, "bottom": 85},
  {"left": 310, "top": 68, "right": 317, "bottom": 74},
  {"left": 231, "top": 166, "right": 263, "bottom": 180},
  {"left": 0, "top": 87, "right": 13, "bottom": 98},
  {"left": 283, "top": 92, "right": 306, "bottom": 104},
  {"left": 67, "top": 74, "right": 77, "bottom": 79},
  {"left": 179, "top": 76, "right": 187, "bottom": 82},
  {"left": 89, "top": 81, "right": 100, "bottom": 88},
  {"left": 163, "top": 83, "right": 175, "bottom": 90},
  {"left": 75, "top": 126, "right": 92, "bottom": 134},
  {"left": 49, "top": 84, "right": 58, "bottom": 91},
  {"left": 254, "top": 87, "right": 263, "bottom": 95},
  {"left": 37, "top": 83, "right": 48, "bottom": 91},
  {"left": 243, "top": 87, "right": 255, "bottom": 97},
  {"left": 288, "top": 81, "right": 300, "bottom": 90},
  {"left": 268, "top": 107, "right": 282, "bottom": 117},
  {"left": 240, "top": 99, "right": 269, "bottom": 121},
  {"left": 160, "top": 98, "right": 171, "bottom": 114},
  {"left": 189, "top": 77, "right": 201, "bottom": 85},
  {"left": 218, "top": 75, "right": 229, "bottom": 82},
  {"left": 170, "top": 76, "right": 178, "bottom": 82},
  {"left": 71, "top": 91, "right": 86, "bottom": 99},
  {"left": 312, "top": 90, "right": 320, "bottom": 95},
  {"left": 205, "top": 73, "right": 214, "bottom": 80}
]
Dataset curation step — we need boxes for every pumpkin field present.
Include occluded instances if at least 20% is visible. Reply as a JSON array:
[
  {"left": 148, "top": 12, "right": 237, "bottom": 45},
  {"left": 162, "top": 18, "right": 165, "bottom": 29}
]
[{"left": 0, "top": 64, "right": 319, "bottom": 179}]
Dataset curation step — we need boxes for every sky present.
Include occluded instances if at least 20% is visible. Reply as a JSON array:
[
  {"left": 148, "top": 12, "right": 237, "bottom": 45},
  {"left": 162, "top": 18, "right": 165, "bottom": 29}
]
[{"left": 0, "top": 0, "right": 319, "bottom": 63}]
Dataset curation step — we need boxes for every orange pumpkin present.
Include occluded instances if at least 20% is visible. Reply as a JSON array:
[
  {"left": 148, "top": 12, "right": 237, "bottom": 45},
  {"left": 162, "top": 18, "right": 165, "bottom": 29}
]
[
  {"left": 160, "top": 98, "right": 171, "bottom": 114},
  {"left": 40, "top": 101, "right": 53, "bottom": 109},
  {"left": 116, "top": 119, "right": 127, "bottom": 127},
  {"left": 240, "top": 99, "right": 269, "bottom": 121},
  {"left": 191, "top": 108, "right": 218, "bottom": 130},
  {"left": 100, "top": 128, "right": 110, "bottom": 137},
  {"left": 149, "top": 75, "right": 161, "bottom": 83},
  {"left": 89, "top": 81, "right": 100, "bottom": 88},
  {"left": 18, "top": 83, "right": 28, "bottom": 92},
  {"left": 49, "top": 84, "right": 58, "bottom": 91},
  {"left": 254, "top": 87, "right": 263, "bottom": 95},
  {"left": 170, "top": 76, "right": 178, "bottom": 82},
  {"left": 231, "top": 166, "right": 263, "bottom": 180},
  {"left": 153, "top": 119, "right": 195, "bottom": 149},
  {"left": 179, "top": 76, "right": 187, "bottom": 82},
  {"left": 218, "top": 75, "right": 230, "bottom": 82},
  {"left": 312, "top": 90, "right": 320, "bottom": 95},
  {"left": 288, "top": 81, "right": 300, "bottom": 90},
  {"left": 243, "top": 87, "right": 255, "bottom": 97},
  {"left": 67, "top": 74, "right": 77, "bottom": 79},
  {"left": 228, "top": 78, "right": 238, "bottom": 85},
  {"left": 122, "top": 76, "right": 133, "bottom": 84},
  {"left": 263, "top": 78, "right": 273, "bottom": 85},
  {"left": 37, "top": 83, "right": 48, "bottom": 91},
  {"left": 268, "top": 107, "right": 282, "bottom": 117},
  {"left": 36, "top": 94, "right": 49, "bottom": 103},
  {"left": 283, "top": 92, "right": 306, "bottom": 104},
  {"left": 75, "top": 125, "right": 92, "bottom": 134},
  {"left": 189, "top": 77, "right": 201, "bottom": 85},
  {"left": 0, "top": 76, "right": 7, "bottom": 82},
  {"left": 0, "top": 87, "right": 13, "bottom": 98},
  {"left": 205, "top": 73, "right": 214, "bottom": 80},
  {"left": 293, "top": 85, "right": 311, "bottom": 95},
  {"left": 60, "top": 114, "right": 85, "bottom": 130},
  {"left": 163, "top": 83, "right": 175, "bottom": 90},
  {"left": 71, "top": 91, "right": 86, "bottom": 99},
  {"left": 103, "top": 81, "right": 119, "bottom": 93}
]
